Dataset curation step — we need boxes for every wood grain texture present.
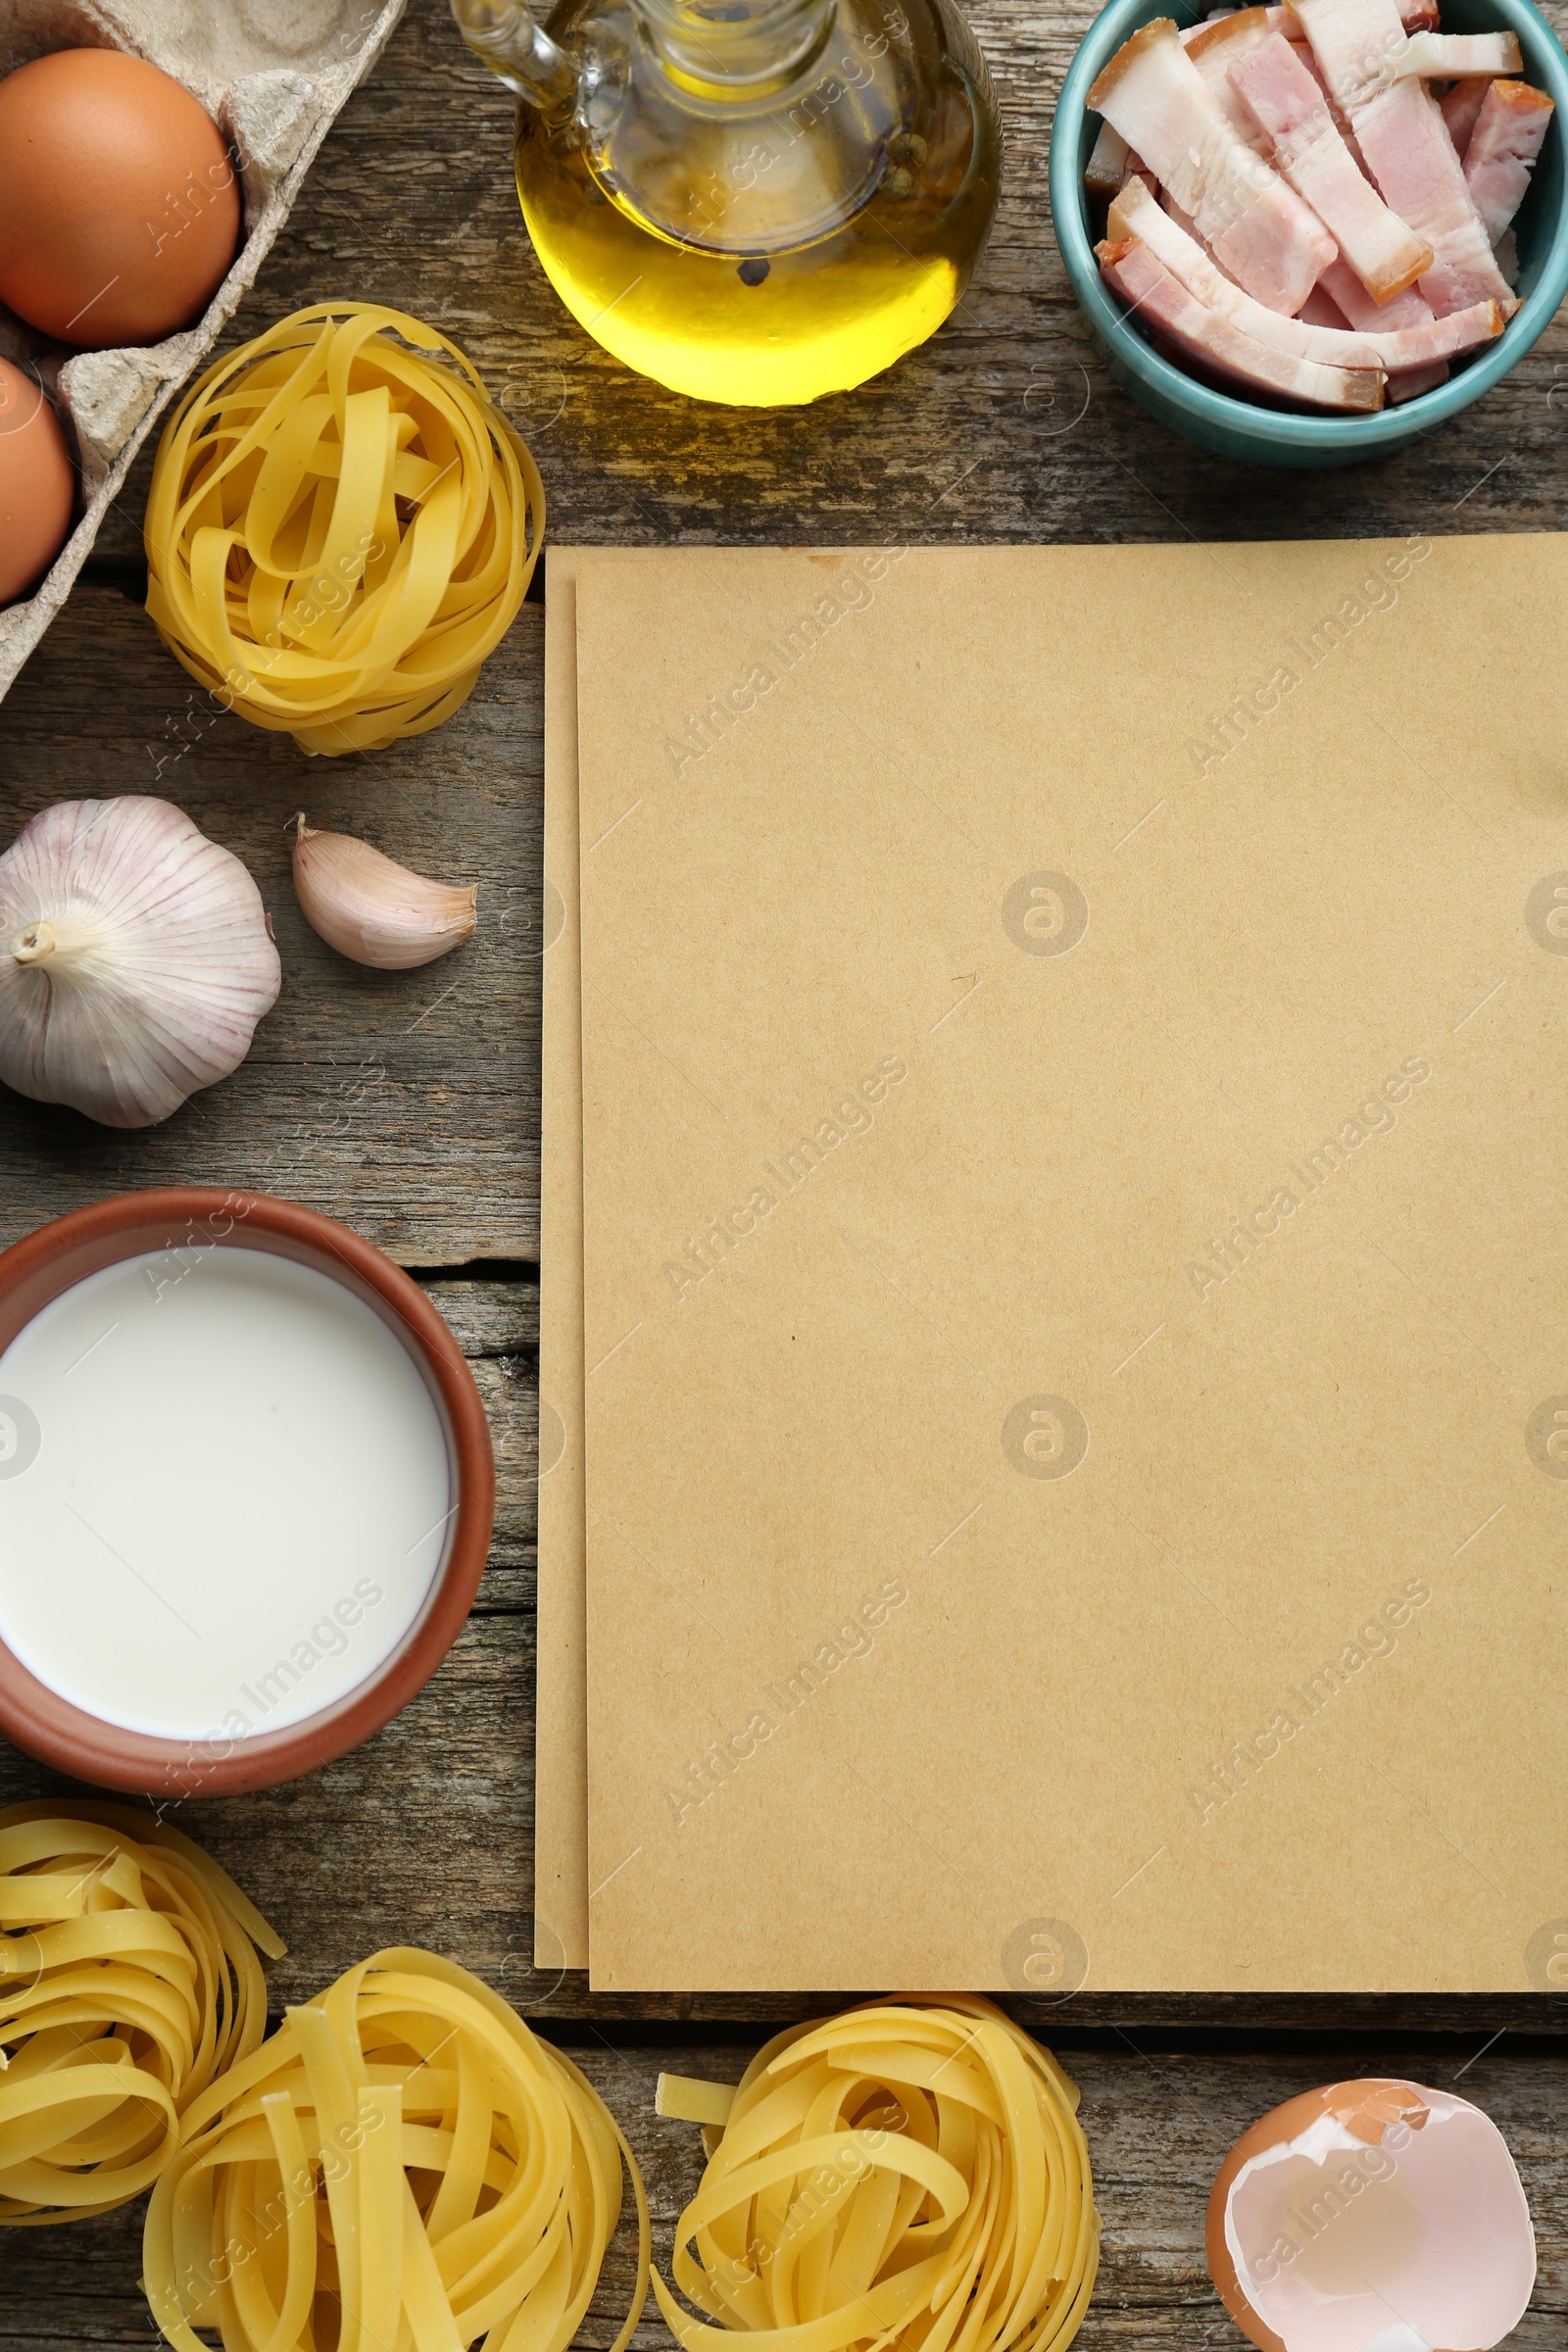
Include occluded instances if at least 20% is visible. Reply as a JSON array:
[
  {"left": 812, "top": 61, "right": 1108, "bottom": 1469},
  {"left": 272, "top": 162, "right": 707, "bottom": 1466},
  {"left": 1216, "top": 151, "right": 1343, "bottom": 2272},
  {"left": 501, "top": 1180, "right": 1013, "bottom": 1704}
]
[{"left": 3, "top": 0, "right": 1568, "bottom": 2336}]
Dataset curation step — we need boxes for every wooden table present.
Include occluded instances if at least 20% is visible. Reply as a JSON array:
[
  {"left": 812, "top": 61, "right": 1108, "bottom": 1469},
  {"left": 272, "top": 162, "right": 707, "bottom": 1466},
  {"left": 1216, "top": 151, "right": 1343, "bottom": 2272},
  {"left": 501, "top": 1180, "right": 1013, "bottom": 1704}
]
[{"left": 3, "top": 0, "right": 1565, "bottom": 2339}]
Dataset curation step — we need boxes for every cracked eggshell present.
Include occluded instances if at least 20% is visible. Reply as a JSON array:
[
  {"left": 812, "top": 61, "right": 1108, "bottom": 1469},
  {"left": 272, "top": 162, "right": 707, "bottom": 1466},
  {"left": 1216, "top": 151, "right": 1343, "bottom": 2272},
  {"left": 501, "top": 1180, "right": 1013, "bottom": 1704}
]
[
  {"left": 1206, "top": 2079, "right": 1536, "bottom": 2352},
  {"left": 0, "top": 0, "right": 406, "bottom": 674}
]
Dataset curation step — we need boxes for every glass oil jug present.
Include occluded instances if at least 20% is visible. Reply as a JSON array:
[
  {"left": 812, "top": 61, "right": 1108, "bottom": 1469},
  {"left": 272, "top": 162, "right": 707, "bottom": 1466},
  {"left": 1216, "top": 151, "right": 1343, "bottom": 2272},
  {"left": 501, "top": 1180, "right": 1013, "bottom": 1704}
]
[{"left": 450, "top": 0, "right": 1001, "bottom": 406}]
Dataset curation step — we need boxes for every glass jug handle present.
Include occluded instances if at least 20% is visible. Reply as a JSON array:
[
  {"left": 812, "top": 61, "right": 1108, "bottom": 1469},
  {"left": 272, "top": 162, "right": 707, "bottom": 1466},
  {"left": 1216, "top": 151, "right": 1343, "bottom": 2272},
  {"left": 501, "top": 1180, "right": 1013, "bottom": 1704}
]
[{"left": 449, "top": 0, "right": 577, "bottom": 114}]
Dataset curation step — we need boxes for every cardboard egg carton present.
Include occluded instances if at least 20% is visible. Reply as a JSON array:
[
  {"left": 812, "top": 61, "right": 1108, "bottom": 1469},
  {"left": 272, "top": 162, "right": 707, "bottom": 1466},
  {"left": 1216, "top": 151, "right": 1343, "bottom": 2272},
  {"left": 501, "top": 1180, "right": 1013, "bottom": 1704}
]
[{"left": 0, "top": 0, "right": 409, "bottom": 705}]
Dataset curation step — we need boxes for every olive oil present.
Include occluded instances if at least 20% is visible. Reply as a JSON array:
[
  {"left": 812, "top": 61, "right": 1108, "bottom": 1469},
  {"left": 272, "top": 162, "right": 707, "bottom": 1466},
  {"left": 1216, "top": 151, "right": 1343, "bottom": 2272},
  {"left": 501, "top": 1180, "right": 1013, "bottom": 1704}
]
[{"left": 511, "top": 0, "right": 1001, "bottom": 405}]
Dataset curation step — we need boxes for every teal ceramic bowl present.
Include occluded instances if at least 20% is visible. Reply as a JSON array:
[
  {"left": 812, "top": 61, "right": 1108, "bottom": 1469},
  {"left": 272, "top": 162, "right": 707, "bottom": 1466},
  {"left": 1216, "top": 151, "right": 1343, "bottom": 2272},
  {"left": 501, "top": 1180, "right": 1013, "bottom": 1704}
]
[{"left": 1050, "top": 0, "right": 1568, "bottom": 465}]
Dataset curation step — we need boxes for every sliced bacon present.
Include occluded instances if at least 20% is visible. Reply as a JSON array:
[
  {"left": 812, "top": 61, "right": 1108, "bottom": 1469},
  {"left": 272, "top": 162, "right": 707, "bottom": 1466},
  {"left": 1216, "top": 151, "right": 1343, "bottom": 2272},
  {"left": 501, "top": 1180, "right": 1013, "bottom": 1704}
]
[
  {"left": 1156, "top": 179, "right": 1229, "bottom": 255},
  {"left": 1231, "top": 32, "right": 1433, "bottom": 298},
  {"left": 1288, "top": 33, "right": 1374, "bottom": 175},
  {"left": 1182, "top": 9, "right": 1306, "bottom": 47},
  {"left": 1464, "top": 78, "right": 1555, "bottom": 243},
  {"left": 1088, "top": 19, "right": 1337, "bottom": 314},
  {"left": 1392, "top": 30, "right": 1523, "bottom": 74},
  {"left": 1441, "top": 77, "right": 1494, "bottom": 159},
  {"left": 1158, "top": 180, "right": 1253, "bottom": 289},
  {"left": 1109, "top": 174, "right": 1505, "bottom": 369},
  {"left": 1185, "top": 10, "right": 1371, "bottom": 176},
  {"left": 1297, "top": 280, "right": 1353, "bottom": 324},
  {"left": 1085, "top": 121, "right": 1131, "bottom": 195},
  {"left": 1318, "top": 262, "right": 1452, "bottom": 398},
  {"left": 1315, "top": 257, "right": 1435, "bottom": 331},
  {"left": 1387, "top": 356, "right": 1450, "bottom": 397},
  {"left": 1186, "top": 6, "right": 1302, "bottom": 28},
  {"left": 1183, "top": 10, "right": 1287, "bottom": 151},
  {"left": 1292, "top": 0, "right": 1515, "bottom": 313},
  {"left": 1096, "top": 233, "right": 1385, "bottom": 407}
]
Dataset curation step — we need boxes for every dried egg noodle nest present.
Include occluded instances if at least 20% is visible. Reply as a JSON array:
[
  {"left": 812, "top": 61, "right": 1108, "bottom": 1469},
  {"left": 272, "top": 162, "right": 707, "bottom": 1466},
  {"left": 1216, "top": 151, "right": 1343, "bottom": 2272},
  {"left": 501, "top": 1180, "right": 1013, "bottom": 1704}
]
[
  {"left": 655, "top": 1997, "right": 1100, "bottom": 2352},
  {"left": 145, "top": 304, "right": 545, "bottom": 756},
  {"left": 0, "top": 1802, "right": 282, "bottom": 2225},
  {"left": 143, "top": 1946, "right": 651, "bottom": 2352}
]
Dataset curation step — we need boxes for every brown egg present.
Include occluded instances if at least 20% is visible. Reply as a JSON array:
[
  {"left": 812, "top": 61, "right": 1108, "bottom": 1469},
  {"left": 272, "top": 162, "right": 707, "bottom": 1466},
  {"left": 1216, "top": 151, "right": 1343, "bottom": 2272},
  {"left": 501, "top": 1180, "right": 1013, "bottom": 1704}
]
[
  {"left": 0, "top": 360, "right": 74, "bottom": 607},
  {"left": 0, "top": 49, "right": 241, "bottom": 350}
]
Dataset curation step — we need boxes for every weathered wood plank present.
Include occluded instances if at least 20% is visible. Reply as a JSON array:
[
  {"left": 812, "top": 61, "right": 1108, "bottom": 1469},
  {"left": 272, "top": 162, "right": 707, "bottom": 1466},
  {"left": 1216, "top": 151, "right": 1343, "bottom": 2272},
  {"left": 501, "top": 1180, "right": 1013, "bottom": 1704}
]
[
  {"left": 417, "top": 1277, "right": 540, "bottom": 1357},
  {"left": 417, "top": 1273, "right": 542, "bottom": 1582}
]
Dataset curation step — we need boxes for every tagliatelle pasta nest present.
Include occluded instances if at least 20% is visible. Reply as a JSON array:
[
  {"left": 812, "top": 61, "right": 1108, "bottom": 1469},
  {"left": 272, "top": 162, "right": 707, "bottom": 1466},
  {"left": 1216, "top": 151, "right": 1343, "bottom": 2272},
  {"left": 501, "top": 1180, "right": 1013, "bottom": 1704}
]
[
  {"left": 142, "top": 1946, "right": 651, "bottom": 2352},
  {"left": 145, "top": 303, "right": 545, "bottom": 756},
  {"left": 653, "top": 1996, "right": 1099, "bottom": 2352},
  {"left": 0, "top": 1802, "right": 283, "bottom": 2225}
]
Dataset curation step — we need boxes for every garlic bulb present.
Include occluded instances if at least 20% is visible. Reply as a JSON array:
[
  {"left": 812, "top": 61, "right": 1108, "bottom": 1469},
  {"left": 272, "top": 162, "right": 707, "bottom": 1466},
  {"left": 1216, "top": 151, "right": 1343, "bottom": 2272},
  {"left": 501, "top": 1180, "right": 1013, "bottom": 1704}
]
[
  {"left": 291, "top": 817, "right": 477, "bottom": 969},
  {"left": 0, "top": 799, "right": 281, "bottom": 1129}
]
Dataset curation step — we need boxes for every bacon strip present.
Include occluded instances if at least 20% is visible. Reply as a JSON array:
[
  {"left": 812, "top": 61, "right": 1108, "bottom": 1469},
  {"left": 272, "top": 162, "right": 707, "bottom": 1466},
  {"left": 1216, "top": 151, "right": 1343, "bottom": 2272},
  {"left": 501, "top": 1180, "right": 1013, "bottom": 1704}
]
[
  {"left": 1297, "top": 280, "right": 1353, "bottom": 325},
  {"left": 1109, "top": 174, "right": 1505, "bottom": 369},
  {"left": 1441, "top": 77, "right": 1494, "bottom": 159},
  {"left": 1088, "top": 19, "right": 1337, "bottom": 314},
  {"left": 1231, "top": 32, "right": 1433, "bottom": 297},
  {"left": 1292, "top": 0, "right": 1515, "bottom": 313},
  {"left": 1159, "top": 179, "right": 1240, "bottom": 276},
  {"left": 1184, "top": 8, "right": 1370, "bottom": 177},
  {"left": 1315, "top": 258, "right": 1435, "bottom": 329},
  {"left": 1386, "top": 356, "right": 1450, "bottom": 399},
  {"left": 1085, "top": 121, "right": 1131, "bottom": 196},
  {"left": 1464, "top": 78, "right": 1555, "bottom": 243},
  {"left": 1183, "top": 10, "right": 1288, "bottom": 151},
  {"left": 1096, "top": 233, "right": 1385, "bottom": 408},
  {"left": 1315, "top": 259, "right": 1447, "bottom": 398},
  {"left": 1287, "top": 29, "right": 1375, "bottom": 175},
  {"left": 1392, "top": 30, "right": 1523, "bottom": 74},
  {"left": 1184, "top": 5, "right": 1302, "bottom": 28}
]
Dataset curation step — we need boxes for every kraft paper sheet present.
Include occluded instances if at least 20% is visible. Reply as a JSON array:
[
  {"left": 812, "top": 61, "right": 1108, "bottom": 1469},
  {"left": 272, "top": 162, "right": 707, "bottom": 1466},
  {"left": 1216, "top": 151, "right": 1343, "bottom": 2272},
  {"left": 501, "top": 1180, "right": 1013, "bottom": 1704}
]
[
  {"left": 538, "top": 545, "right": 671, "bottom": 1969},
  {"left": 564, "top": 536, "right": 1568, "bottom": 1993},
  {"left": 536, "top": 548, "right": 589, "bottom": 1970}
]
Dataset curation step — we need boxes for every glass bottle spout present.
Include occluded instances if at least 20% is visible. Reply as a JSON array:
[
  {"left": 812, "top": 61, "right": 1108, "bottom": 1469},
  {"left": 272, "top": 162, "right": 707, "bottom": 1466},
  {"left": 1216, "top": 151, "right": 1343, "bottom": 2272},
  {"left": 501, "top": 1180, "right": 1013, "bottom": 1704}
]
[
  {"left": 449, "top": 0, "right": 577, "bottom": 116},
  {"left": 634, "top": 0, "right": 838, "bottom": 95}
]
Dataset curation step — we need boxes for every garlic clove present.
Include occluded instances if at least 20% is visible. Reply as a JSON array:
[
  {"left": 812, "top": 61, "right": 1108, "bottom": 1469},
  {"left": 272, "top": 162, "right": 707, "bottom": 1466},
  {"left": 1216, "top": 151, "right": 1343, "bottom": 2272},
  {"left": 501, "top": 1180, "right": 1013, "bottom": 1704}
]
[
  {"left": 291, "top": 817, "right": 477, "bottom": 970},
  {"left": 0, "top": 798, "right": 282, "bottom": 1129}
]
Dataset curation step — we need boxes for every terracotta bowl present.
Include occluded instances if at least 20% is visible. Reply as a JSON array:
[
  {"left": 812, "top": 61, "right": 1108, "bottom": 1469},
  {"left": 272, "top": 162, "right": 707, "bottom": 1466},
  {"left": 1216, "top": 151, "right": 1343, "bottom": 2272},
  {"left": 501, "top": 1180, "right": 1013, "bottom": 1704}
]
[{"left": 0, "top": 1187, "right": 494, "bottom": 1794}]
